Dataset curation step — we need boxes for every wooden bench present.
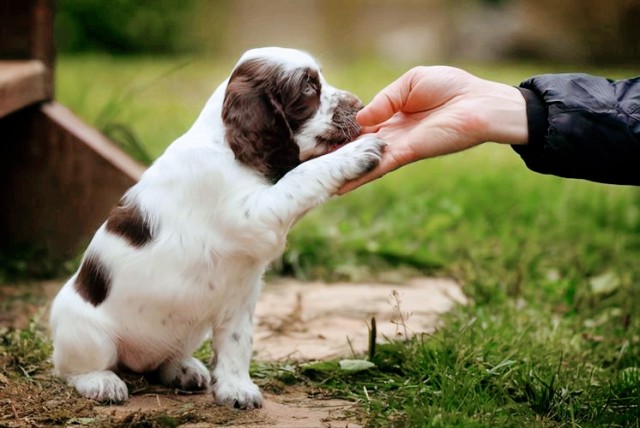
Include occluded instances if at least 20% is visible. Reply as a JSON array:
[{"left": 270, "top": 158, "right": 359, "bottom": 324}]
[
  {"left": 0, "top": 0, "right": 145, "bottom": 261},
  {"left": 0, "top": 60, "right": 48, "bottom": 117}
]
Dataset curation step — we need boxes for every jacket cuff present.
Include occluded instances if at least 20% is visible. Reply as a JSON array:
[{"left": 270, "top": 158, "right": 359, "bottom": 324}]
[{"left": 512, "top": 87, "right": 548, "bottom": 155}]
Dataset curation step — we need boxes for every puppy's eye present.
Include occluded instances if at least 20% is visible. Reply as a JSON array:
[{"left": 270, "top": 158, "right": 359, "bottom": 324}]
[{"left": 303, "top": 83, "right": 318, "bottom": 97}]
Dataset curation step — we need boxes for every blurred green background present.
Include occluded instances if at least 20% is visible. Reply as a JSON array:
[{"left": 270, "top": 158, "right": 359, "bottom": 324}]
[{"left": 55, "top": 0, "right": 640, "bottom": 64}]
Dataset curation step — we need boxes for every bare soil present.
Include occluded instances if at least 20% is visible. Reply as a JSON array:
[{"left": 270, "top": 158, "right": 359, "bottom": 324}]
[{"left": 0, "top": 277, "right": 464, "bottom": 427}]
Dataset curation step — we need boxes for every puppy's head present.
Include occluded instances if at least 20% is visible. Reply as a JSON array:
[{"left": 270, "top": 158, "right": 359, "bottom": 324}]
[{"left": 222, "top": 47, "right": 363, "bottom": 182}]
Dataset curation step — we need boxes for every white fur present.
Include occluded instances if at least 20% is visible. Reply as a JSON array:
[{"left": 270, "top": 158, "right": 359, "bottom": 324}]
[{"left": 49, "top": 47, "right": 385, "bottom": 407}]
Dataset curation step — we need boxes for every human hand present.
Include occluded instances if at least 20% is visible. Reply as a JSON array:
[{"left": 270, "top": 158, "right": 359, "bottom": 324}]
[{"left": 339, "top": 66, "right": 528, "bottom": 193}]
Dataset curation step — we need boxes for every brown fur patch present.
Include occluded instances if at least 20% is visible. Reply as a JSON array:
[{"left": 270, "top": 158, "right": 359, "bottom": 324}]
[
  {"left": 74, "top": 256, "right": 111, "bottom": 306},
  {"left": 222, "top": 59, "right": 322, "bottom": 182},
  {"left": 106, "top": 201, "right": 152, "bottom": 247}
]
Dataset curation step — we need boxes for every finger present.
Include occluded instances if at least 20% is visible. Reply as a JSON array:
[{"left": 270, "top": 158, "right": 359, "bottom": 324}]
[
  {"left": 356, "top": 73, "right": 412, "bottom": 127},
  {"left": 359, "top": 124, "right": 382, "bottom": 135}
]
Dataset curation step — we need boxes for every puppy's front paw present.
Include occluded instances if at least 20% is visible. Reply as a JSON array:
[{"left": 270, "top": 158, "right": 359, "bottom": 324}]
[
  {"left": 338, "top": 134, "right": 387, "bottom": 180},
  {"left": 213, "top": 376, "right": 263, "bottom": 409},
  {"left": 158, "top": 357, "right": 211, "bottom": 390},
  {"left": 69, "top": 370, "right": 129, "bottom": 403}
]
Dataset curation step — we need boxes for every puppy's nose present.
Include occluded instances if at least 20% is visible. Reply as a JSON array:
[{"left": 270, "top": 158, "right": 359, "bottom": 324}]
[
  {"left": 334, "top": 94, "right": 363, "bottom": 120},
  {"left": 344, "top": 94, "right": 364, "bottom": 112}
]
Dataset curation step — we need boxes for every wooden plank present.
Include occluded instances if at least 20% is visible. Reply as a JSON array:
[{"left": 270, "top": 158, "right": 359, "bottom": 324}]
[
  {"left": 30, "top": 0, "right": 55, "bottom": 98},
  {"left": 30, "top": 0, "right": 55, "bottom": 69},
  {"left": 0, "top": 60, "right": 48, "bottom": 118},
  {"left": 0, "top": 0, "right": 54, "bottom": 99},
  {"left": 41, "top": 103, "right": 146, "bottom": 182},
  {"left": 0, "top": 103, "right": 146, "bottom": 260},
  {"left": 0, "top": 0, "right": 32, "bottom": 59}
]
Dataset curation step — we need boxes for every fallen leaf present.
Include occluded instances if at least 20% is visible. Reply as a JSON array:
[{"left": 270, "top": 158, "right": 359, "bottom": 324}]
[
  {"left": 339, "top": 359, "right": 376, "bottom": 372},
  {"left": 589, "top": 272, "right": 620, "bottom": 296}
]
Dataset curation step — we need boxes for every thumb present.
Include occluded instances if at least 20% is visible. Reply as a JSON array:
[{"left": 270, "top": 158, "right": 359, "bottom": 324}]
[{"left": 356, "top": 73, "right": 411, "bottom": 126}]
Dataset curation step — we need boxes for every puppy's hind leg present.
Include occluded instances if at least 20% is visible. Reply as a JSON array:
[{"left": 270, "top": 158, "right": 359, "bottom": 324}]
[
  {"left": 68, "top": 370, "right": 128, "bottom": 403},
  {"left": 158, "top": 356, "right": 211, "bottom": 390},
  {"left": 51, "top": 311, "right": 128, "bottom": 402}
]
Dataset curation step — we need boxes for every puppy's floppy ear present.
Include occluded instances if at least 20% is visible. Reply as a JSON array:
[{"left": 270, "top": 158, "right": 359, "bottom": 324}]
[{"left": 222, "top": 59, "right": 301, "bottom": 183}]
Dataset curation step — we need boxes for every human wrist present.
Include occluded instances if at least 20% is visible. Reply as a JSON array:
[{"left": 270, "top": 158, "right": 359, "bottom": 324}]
[
  {"left": 515, "top": 87, "right": 547, "bottom": 148},
  {"left": 480, "top": 82, "right": 529, "bottom": 146}
]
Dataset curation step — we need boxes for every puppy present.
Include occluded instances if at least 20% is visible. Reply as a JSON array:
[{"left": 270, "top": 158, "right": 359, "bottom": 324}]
[{"left": 49, "top": 47, "right": 385, "bottom": 408}]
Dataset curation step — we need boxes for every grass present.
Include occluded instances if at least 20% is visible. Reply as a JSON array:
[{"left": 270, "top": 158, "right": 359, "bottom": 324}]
[
  {"left": 1, "top": 54, "right": 638, "bottom": 426},
  {"left": 295, "top": 305, "right": 640, "bottom": 426}
]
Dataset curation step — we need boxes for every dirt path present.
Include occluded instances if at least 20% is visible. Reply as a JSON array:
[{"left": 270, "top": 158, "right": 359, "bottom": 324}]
[
  {"left": 254, "top": 277, "right": 466, "bottom": 361},
  {"left": 93, "top": 387, "right": 360, "bottom": 428},
  {"left": 1, "top": 277, "right": 465, "bottom": 427}
]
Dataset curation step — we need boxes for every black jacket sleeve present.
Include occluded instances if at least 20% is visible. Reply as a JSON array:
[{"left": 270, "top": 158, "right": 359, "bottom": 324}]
[{"left": 512, "top": 73, "right": 640, "bottom": 185}]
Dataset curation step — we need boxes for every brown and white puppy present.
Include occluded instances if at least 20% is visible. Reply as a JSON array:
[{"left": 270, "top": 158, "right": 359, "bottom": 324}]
[{"left": 49, "top": 47, "right": 385, "bottom": 408}]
